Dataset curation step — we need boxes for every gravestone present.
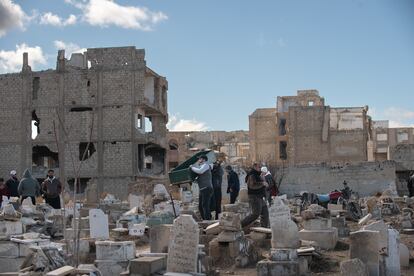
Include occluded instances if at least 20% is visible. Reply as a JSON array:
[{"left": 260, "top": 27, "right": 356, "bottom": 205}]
[
  {"left": 271, "top": 218, "right": 300, "bottom": 249},
  {"left": 383, "top": 229, "right": 400, "bottom": 276},
  {"left": 269, "top": 198, "right": 291, "bottom": 225},
  {"left": 363, "top": 220, "right": 388, "bottom": 255},
  {"left": 167, "top": 215, "right": 199, "bottom": 273},
  {"left": 89, "top": 209, "right": 109, "bottom": 239},
  {"left": 350, "top": 230, "right": 379, "bottom": 276},
  {"left": 129, "top": 223, "right": 145, "bottom": 236}
]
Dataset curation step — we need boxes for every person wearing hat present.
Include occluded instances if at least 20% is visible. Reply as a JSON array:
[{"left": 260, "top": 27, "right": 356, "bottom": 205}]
[
  {"left": 190, "top": 155, "right": 213, "bottom": 220},
  {"left": 226, "top": 165, "right": 240, "bottom": 204},
  {"left": 6, "top": 170, "right": 20, "bottom": 198},
  {"left": 261, "top": 166, "right": 276, "bottom": 206}
]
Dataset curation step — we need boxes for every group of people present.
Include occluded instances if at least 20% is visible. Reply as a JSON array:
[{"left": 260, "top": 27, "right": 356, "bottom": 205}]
[
  {"left": 190, "top": 155, "right": 278, "bottom": 228},
  {"left": 0, "top": 169, "right": 62, "bottom": 209}
]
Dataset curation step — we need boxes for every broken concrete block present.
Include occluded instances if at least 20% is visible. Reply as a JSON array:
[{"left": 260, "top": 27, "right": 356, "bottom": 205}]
[
  {"left": 46, "top": 266, "right": 76, "bottom": 276},
  {"left": 217, "top": 230, "right": 243, "bottom": 242},
  {"left": 302, "top": 218, "right": 331, "bottom": 230},
  {"left": 205, "top": 222, "right": 221, "bottom": 235},
  {"left": 219, "top": 212, "right": 241, "bottom": 231},
  {"left": 358, "top": 213, "right": 372, "bottom": 226},
  {"left": 298, "top": 228, "right": 338, "bottom": 250},
  {"left": 0, "top": 241, "right": 19, "bottom": 257},
  {"left": 0, "top": 220, "right": 23, "bottom": 238},
  {"left": 64, "top": 228, "right": 90, "bottom": 240},
  {"left": 94, "top": 260, "right": 128, "bottom": 276},
  {"left": 130, "top": 256, "right": 166, "bottom": 276},
  {"left": 96, "top": 241, "right": 136, "bottom": 261},
  {"left": 257, "top": 259, "right": 299, "bottom": 276},
  {"left": 0, "top": 257, "right": 25, "bottom": 273},
  {"left": 150, "top": 224, "right": 172, "bottom": 253},
  {"left": 340, "top": 258, "right": 368, "bottom": 276}
]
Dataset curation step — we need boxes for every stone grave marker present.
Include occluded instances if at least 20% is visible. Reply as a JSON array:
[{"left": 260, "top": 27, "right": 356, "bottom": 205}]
[
  {"left": 89, "top": 209, "right": 109, "bottom": 239},
  {"left": 166, "top": 215, "right": 199, "bottom": 273}
]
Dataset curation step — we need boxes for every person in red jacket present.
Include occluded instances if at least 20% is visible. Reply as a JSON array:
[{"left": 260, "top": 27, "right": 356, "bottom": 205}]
[{"left": 0, "top": 178, "right": 11, "bottom": 205}]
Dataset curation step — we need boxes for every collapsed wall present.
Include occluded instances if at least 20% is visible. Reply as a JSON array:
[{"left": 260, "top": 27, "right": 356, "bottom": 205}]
[{"left": 279, "top": 161, "right": 397, "bottom": 197}]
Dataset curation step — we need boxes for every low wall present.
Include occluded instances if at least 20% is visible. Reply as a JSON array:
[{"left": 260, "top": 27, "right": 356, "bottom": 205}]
[{"left": 279, "top": 161, "right": 396, "bottom": 197}]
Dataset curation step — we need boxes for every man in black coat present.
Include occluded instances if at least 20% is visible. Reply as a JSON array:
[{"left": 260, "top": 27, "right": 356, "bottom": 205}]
[
  {"left": 6, "top": 170, "right": 19, "bottom": 198},
  {"left": 226, "top": 165, "right": 240, "bottom": 204}
]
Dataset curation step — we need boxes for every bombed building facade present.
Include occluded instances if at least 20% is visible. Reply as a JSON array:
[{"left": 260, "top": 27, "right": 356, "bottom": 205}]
[
  {"left": 166, "top": 130, "right": 250, "bottom": 170},
  {"left": 250, "top": 90, "right": 371, "bottom": 166},
  {"left": 0, "top": 46, "right": 168, "bottom": 199}
]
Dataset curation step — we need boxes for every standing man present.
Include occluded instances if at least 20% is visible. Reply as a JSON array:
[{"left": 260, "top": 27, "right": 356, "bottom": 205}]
[
  {"left": 408, "top": 172, "right": 414, "bottom": 198},
  {"left": 18, "top": 169, "right": 40, "bottom": 205},
  {"left": 0, "top": 178, "right": 11, "bottom": 205},
  {"left": 42, "top": 170, "right": 62, "bottom": 209},
  {"left": 226, "top": 165, "right": 240, "bottom": 204},
  {"left": 241, "top": 163, "right": 269, "bottom": 228},
  {"left": 190, "top": 155, "right": 213, "bottom": 220},
  {"left": 261, "top": 166, "right": 276, "bottom": 206},
  {"left": 211, "top": 161, "right": 224, "bottom": 220},
  {"left": 6, "top": 170, "right": 19, "bottom": 198}
]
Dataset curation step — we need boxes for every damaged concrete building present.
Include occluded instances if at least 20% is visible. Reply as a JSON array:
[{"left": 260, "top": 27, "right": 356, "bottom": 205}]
[
  {"left": 250, "top": 90, "right": 371, "bottom": 166},
  {"left": 166, "top": 131, "right": 250, "bottom": 170},
  {"left": 0, "top": 46, "right": 168, "bottom": 199}
]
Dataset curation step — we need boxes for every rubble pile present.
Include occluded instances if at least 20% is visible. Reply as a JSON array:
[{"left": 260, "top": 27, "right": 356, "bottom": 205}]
[{"left": 0, "top": 181, "right": 413, "bottom": 276}]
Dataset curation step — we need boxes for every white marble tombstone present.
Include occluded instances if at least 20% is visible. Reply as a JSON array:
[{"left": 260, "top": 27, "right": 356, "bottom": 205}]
[
  {"left": 89, "top": 209, "right": 109, "bottom": 239},
  {"left": 167, "top": 215, "right": 199, "bottom": 273}
]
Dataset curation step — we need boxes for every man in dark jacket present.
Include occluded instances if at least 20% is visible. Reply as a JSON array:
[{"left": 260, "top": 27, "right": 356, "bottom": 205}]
[
  {"left": 226, "top": 165, "right": 240, "bottom": 204},
  {"left": 241, "top": 163, "right": 269, "bottom": 228},
  {"left": 211, "top": 161, "right": 224, "bottom": 219},
  {"left": 190, "top": 155, "right": 213, "bottom": 220},
  {"left": 0, "top": 178, "right": 11, "bottom": 205},
  {"left": 408, "top": 172, "right": 414, "bottom": 198},
  {"left": 18, "top": 169, "right": 40, "bottom": 205},
  {"left": 41, "top": 169, "right": 62, "bottom": 209},
  {"left": 6, "top": 170, "right": 19, "bottom": 198}
]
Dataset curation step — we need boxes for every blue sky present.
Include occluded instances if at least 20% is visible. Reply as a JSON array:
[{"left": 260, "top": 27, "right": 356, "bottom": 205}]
[{"left": 1, "top": 0, "right": 413, "bottom": 131}]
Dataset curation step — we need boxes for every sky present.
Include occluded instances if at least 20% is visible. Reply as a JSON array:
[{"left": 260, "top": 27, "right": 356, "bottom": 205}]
[{"left": 1, "top": 0, "right": 413, "bottom": 131}]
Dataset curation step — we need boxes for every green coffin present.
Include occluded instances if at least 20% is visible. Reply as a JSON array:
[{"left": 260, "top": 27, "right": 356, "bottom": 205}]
[{"left": 168, "top": 150, "right": 216, "bottom": 185}]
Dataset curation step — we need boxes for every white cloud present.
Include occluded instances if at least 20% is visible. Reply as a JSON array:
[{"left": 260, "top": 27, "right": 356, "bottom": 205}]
[
  {"left": 54, "top": 40, "right": 86, "bottom": 58},
  {"left": 66, "top": 0, "right": 167, "bottom": 31},
  {"left": 0, "top": 0, "right": 26, "bottom": 37},
  {"left": 167, "top": 115, "right": 209, "bottom": 132},
  {"left": 371, "top": 106, "right": 414, "bottom": 128},
  {"left": 40, "top": 12, "right": 77, "bottom": 27},
  {"left": 0, "top": 43, "right": 47, "bottom": 73}
]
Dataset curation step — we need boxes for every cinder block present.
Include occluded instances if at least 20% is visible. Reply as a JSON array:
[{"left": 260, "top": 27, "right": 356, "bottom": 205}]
[{"left": 130, "top": 256, "right": 166, "bottom": 276}]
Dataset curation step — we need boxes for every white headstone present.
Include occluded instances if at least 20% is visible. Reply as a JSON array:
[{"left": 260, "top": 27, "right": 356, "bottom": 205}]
[
  {"left": 1, "top": 196, "right": 9, "bottom": 208},
  {"left": 89, "top": 209, "right": 109, "bottom": 239},
  {"left": 363, "top": 220, "right": 388, "bottom": 254},
  {"left": 167, "top": 215, "right": 199, "bottom": 273},
  {"left": 350, "top": 230, "right": 379, "bottom": 276}
]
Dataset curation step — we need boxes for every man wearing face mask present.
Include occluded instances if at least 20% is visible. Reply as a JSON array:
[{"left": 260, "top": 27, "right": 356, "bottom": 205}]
[{"left": 41, "top": 170, "right": 62, "bottom": 209}]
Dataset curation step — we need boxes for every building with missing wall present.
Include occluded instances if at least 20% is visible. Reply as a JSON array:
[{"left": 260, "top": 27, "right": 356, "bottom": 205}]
[{"left": 0, "top": 46, "right": 168, "bottom": 199}]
